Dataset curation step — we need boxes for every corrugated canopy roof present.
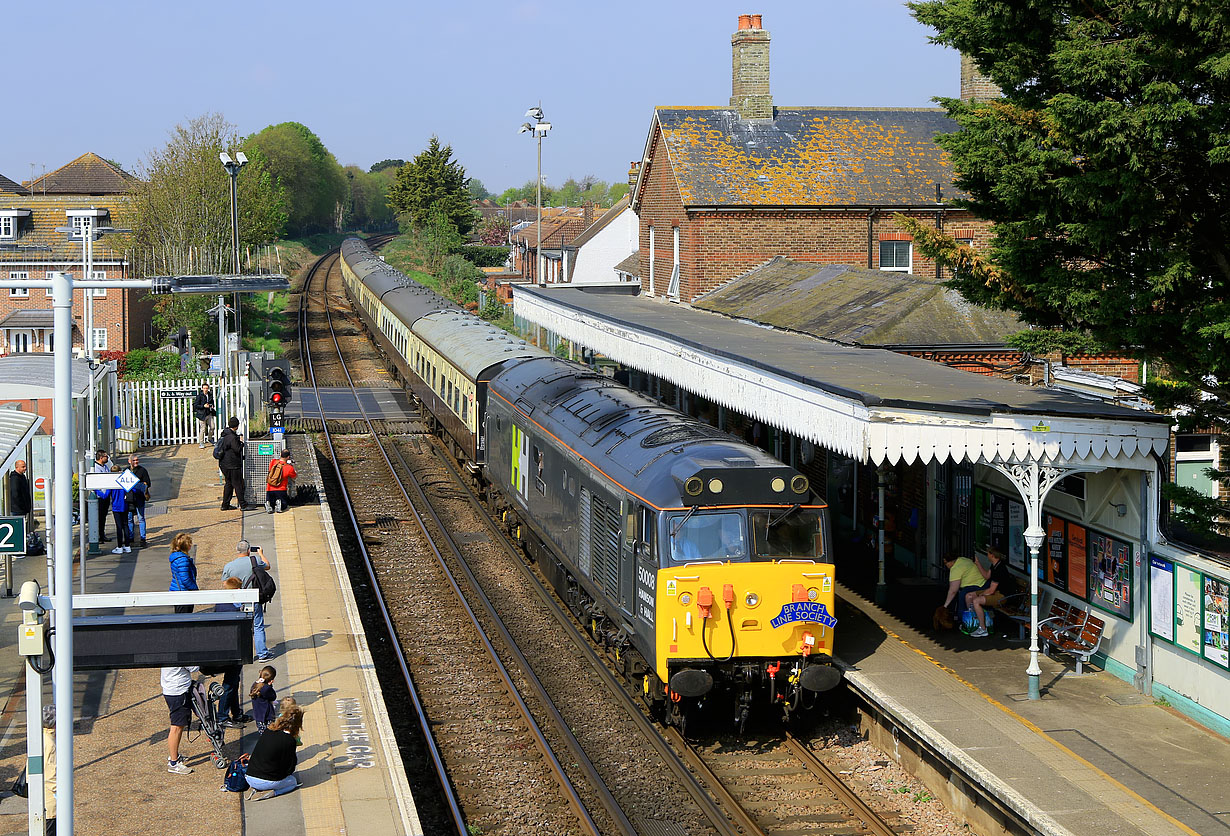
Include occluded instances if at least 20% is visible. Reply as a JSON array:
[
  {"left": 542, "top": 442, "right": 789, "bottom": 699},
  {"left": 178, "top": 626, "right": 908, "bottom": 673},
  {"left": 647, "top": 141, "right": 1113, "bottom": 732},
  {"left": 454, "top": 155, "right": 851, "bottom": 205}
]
[
  {"left": 652, "top": 107, "right": 962, "bottom": 208},
  {"left": 0, "top": 408, "right": 44, "bottom": 473},
  {"left": 695, "top": 258, "right": 1023, "bottom": 347}
]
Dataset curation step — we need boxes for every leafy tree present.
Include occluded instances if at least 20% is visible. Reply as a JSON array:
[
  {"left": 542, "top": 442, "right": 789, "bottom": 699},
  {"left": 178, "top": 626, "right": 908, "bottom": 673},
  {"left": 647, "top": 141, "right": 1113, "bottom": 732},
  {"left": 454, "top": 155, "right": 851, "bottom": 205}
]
[
  {"left": 387, "top": 137, "right": 477, "bottom": 236},
  {"left": 343, "top": 165, "right": 395, "bottom": 230},
  {"left": 907, "top": 1, "right": 1230, "bottom": 534},
  {"left": 410, "top": 205, "right": 464, "bottom": 271},
  {"left": 247, "top": 122, "right": 347, "bottom": 235},
  {"left": 121, "top": 113, "right": 288, "bottom": 349},
  {"left": 556, "top": 178, "right": 582, "bottom": 207},
  {"left": 608, "top": 183, "right": 630, "bottom": 204},
  {"left": 467, "top": 178, "right": 491, "bottom": 201},
  {"left": 370, "top": 158, "right": 405, "bottom": 174},
  {"left": 477, "top": 214, "right": 510, "bottom": 246}
]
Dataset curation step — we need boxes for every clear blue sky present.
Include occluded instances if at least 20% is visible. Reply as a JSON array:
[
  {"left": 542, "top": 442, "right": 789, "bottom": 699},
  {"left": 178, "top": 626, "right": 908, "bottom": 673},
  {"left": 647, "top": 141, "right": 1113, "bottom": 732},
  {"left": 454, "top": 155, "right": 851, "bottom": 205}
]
[{"left": 4, "top": 0, "right": 957, "bottom": 194}]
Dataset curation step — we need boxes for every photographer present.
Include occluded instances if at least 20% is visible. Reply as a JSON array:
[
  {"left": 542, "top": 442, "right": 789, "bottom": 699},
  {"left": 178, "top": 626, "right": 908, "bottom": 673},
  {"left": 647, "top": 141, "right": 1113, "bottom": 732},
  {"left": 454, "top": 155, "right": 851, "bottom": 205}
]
[
  {"left": 223, "top": 540, "right": 274, "bottom": 662},
  {"left": 264, "top": 448, "right": 297, "bottom": 514},
  {"left": 192, "top": 383, "right": 216, "bottom": 449}
]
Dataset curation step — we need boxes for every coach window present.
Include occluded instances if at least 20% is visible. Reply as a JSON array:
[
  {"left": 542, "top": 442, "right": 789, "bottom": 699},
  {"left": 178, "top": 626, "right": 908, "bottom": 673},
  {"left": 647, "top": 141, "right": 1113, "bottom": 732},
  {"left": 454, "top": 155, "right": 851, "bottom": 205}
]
[
  {"left": 533, "top": 446, "right": 546, "bottom": 495},
  {"left": 637, "top": 505, "right": 655, "bottom": 557}
]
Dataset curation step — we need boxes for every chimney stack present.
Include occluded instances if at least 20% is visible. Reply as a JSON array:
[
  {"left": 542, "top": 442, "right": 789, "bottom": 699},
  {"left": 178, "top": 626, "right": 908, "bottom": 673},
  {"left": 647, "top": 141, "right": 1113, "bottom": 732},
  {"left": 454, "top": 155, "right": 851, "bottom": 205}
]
[
  {"left": 628, "top": 161, "right": 641, "bottom": 192},
  {"left": 731, "top": 14, "right": 772, "bottom": 120},
  {"left": 960, "top": 53, "right": 1001, "bottom": 102}
]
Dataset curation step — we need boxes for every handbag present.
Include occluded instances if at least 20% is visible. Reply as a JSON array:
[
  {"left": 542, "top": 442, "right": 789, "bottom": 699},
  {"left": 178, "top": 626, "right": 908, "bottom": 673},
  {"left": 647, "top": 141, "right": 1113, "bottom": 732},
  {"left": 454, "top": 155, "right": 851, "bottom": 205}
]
[{"left": 11, "top": 768, "right": 27, "bottom": 798}]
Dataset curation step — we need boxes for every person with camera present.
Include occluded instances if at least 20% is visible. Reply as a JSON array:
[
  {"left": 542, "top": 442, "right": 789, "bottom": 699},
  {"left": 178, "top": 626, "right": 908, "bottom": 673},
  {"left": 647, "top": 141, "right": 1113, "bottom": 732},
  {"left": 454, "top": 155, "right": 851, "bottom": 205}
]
[
  {"left": 192, "top": 383, "right": 216, "bottom": 449},
  {"left": 264, "top": 448, "right": 297, "bottom": 514},
  {"left": 223, "top": 539, "right": 274, "bottom": 662}
]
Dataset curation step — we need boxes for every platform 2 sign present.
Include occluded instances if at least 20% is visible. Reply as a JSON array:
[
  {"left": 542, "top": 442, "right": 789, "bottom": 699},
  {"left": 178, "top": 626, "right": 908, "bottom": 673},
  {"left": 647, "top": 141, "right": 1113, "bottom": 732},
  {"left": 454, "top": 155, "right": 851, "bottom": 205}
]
[
  {"left": 770, "top": 601, "right": 837, "bottom": 629},
  {"left": 0, "top": 517, "right": 26, "bottom": 555}
]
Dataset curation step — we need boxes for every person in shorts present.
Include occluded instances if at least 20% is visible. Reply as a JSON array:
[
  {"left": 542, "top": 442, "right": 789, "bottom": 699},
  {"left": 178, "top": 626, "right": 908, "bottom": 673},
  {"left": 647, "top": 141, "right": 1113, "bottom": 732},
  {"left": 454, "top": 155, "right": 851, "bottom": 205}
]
[
  {"left": 968, "top": 548, "right": 1018, "bottom": 635},
  {"left": 942, "top": 553, "right": 991, "bottom": 637},
  {"left": 161, "top": 663, "right": 199, "bottom": 774},
  {"left": 264, "top": 449, "right": 297, "bottom": 514}
]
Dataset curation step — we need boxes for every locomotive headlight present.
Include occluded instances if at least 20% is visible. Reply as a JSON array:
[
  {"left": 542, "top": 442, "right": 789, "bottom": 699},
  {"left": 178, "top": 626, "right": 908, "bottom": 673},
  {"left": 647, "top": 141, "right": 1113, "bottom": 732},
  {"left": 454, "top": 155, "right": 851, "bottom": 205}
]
[
  {"left": 684, "top": 476, "right": 704, "bottom": 496},
  {"left": 708, "top": 478, "right": 724, "bottom": 494},
  {"left": 791, "top": 474, "right": 810, "bottom": 494},
  {"left": 770, "top": 477, "right": 786, "bottom": 493},
  {"left": 807, "top": 587, "right": 819, "bottom": 601},
  {"left": 744, "top": 591, "right": 760, "bottom": 608},
  {"left": 680, "top": 592, "right": 692, "bottom": 605}
]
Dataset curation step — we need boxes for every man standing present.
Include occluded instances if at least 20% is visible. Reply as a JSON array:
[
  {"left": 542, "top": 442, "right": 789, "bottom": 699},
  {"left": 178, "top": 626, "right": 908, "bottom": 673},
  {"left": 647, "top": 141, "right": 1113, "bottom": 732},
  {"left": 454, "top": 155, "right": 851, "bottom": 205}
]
[
  {"left": 192, "top": 383, "right": 216, "bottom": 449},
  {"left": 218, "top": 416, "right": 247, "bottom": 511},
  {"left": 264, "top": 449, "right": 297, "bottom": 514},
  {"left": 92, "top": 450, "right": 111, "bottom": 542},
  {"left": 223, "top": 539, "right": 274, "bottom": 662},
  {"left": 125, "top": 454, "right": 151, "bottom": 548},
  {"left": 160, "top": 662, "right": 198, "bottom": 774},
  {"left": 8, "top": 459, "right": 31, "bottom": 523}
]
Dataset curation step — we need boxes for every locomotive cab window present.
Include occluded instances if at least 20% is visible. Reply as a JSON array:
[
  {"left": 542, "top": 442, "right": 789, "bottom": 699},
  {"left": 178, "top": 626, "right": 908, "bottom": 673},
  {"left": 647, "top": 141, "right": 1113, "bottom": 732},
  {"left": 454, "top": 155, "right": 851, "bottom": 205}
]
[
  {"left": 668, "top": 512, "right": 747, "bottom": 564},
  {"left": 751, "top": 509, "right": 826, "bottom": 561}
]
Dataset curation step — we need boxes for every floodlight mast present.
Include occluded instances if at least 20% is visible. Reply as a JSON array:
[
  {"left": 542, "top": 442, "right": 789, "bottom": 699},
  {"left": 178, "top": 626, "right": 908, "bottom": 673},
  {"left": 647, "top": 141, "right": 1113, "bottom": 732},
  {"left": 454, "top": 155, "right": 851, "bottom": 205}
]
[
  {"left": 220, "top": 151, "right": 248, "bottom": 374},
  {"left": 519, "top": 105, "right": 552, "bottom": 286}
]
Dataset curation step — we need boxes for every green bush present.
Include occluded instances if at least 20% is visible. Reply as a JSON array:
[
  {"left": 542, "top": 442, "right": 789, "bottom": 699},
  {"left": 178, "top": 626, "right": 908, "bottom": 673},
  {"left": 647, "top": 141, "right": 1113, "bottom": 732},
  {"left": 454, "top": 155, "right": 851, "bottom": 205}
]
[
  {"left": 121, "top": 348, "right": 182, "bottom": 379},
  {"left": 460, "top": 245, "right": 510, "bottom": 268}
]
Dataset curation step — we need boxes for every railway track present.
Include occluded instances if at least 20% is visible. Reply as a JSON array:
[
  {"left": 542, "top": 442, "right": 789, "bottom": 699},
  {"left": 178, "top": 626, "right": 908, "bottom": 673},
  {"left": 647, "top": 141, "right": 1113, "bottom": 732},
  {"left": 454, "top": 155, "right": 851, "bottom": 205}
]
[
  {"left": 299, "top": 241, "right": 909, "bottom": 836},
  {"left": 299, "top": 247, "right": 614, "bottom": 836}
]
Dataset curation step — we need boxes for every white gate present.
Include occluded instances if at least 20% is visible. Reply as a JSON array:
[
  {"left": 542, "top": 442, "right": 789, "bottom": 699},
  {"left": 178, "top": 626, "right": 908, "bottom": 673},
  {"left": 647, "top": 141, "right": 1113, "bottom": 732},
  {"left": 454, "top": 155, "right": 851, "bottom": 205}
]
[{"left": 117, "top": 376, "right": 246, "bottom": 446}]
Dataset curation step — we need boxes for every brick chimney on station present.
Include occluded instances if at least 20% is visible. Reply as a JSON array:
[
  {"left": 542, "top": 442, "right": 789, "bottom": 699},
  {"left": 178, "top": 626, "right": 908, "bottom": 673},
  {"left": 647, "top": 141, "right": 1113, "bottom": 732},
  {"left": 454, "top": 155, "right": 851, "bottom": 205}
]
[
  {"left": 628, "top": 161, "right": 641, "bottom": 192},
  {"left": 960, "top": 53, "right": 1001, "bottom": 101},
  {"left": 731, "top": 14, "right": 773, "bottom": 120}
]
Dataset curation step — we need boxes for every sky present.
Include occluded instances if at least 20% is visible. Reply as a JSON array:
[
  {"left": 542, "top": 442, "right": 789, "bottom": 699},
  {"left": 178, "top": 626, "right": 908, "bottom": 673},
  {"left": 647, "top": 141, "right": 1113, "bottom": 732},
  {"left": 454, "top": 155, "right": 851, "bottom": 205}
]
[{"left": 4, "top": 0, "right": 958, "bottom": 195}]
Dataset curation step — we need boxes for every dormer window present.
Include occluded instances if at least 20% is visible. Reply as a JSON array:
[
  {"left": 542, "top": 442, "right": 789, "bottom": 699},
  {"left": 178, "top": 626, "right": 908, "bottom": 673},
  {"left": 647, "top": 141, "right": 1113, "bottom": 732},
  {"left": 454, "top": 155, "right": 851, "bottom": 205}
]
[
  {"left": 0, "top": 209, "right": 30, "bottom": 240},
  {"left": 71, "top": 215, "right": 89, "bottom": 238},
  {"left": 65, "top": 208, "right": 108, "bottom": 239},
  {"left": 0, "top": 217, "right": 12, "bottom": 239}
]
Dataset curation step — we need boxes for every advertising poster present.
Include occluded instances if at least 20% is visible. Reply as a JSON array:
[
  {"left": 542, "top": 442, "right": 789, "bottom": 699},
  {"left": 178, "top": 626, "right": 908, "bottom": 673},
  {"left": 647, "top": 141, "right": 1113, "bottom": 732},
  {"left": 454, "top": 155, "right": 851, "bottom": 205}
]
[
  {"left": 1046, "top": 513, "right": 1067, "bottom": 590},
  {"left": 990, "top": 492, "right": 1008, "bottom": 556},
  {"left": 1008, "top": 501, "right": 1025, "bottom": 570},
  {"left": 1149, "top": 556, "right": 1174, "bottom": 643},
  {"left": 1067, "top": 524, "right": 1088, "bottom": 599},
  {"left": 974, "top": 488, "right": 989, "bottom": 551},
  {"left": 1203, "top": 577, "right": 1229, "bottom": 668},
  {"left": 1175, "top": 566, "right": 1203, "bottom": 655},
  {"left": 1088, "top": 532, "right": 1132, "bottom": 619}
]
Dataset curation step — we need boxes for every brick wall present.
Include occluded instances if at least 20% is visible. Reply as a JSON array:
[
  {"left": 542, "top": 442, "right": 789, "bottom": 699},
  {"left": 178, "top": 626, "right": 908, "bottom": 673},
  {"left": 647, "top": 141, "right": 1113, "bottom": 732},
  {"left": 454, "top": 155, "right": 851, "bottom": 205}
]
[
  {"left": 0, "top": 266, "right": 146, "bottom": 352},
  {"left": 960, "top": 54, "right": 1002, "bottom": 101}
]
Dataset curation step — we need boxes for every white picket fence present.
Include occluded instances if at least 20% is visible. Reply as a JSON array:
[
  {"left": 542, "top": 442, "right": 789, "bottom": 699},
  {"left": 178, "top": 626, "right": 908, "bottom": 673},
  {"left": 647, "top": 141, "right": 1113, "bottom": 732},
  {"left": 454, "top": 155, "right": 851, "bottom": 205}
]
[{"left": 117, "top": 376, "right": 247, "bottom": 446}]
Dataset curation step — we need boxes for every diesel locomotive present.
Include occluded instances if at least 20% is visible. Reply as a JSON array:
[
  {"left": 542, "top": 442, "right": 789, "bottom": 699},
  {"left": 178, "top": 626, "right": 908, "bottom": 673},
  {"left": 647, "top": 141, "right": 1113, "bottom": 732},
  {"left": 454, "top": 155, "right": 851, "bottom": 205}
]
[{"left": 339, "top": 237, "right": 841, "bottom": 726}]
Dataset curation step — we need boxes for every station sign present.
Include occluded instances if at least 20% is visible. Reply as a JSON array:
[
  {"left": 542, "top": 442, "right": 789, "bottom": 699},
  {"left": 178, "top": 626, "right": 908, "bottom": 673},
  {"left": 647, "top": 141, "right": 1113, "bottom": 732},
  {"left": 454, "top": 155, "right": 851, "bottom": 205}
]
[
  {"left": 0, "top": 517, "right": 26, "bottom": 555},
  {"left": 158, "top": 388, "right": 197, "bottom": 399}
]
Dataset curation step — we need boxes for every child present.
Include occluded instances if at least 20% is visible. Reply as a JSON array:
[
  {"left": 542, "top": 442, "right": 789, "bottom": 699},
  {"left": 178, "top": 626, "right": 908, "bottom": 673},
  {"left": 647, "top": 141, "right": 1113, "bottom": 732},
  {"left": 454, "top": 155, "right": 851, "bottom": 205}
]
[
  {"left": 250, "top": 665, "right": 277, "bottom": 732},
  {"left": 278, "top": 697, "right": 303, "bottom": 745}
]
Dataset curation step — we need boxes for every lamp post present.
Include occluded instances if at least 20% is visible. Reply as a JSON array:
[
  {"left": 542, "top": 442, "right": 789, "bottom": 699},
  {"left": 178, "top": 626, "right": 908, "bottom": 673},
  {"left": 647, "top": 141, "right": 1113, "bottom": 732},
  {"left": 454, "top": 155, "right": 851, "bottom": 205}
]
[
  {"left": 519, "top": 107, "right": 551, "bottom": 286},
  {"left": 219, "top": 151, "right": 247, "bottom": 374}
]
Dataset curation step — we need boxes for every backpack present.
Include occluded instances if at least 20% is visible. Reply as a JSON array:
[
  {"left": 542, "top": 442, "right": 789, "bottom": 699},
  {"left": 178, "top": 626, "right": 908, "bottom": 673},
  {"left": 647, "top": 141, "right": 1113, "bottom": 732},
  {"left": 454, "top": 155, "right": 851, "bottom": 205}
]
[
  {"left": 247, "top": 555, "right": 277, "bottom": 604},
  {"left": 212, "top": 435, "right": 226, "bottom": 460},
  {"left": 267, "top": 459, "right": 284, "bottom": 488},
  {"left": 222, "top": 754, "right": 249, "bottom": 792}
]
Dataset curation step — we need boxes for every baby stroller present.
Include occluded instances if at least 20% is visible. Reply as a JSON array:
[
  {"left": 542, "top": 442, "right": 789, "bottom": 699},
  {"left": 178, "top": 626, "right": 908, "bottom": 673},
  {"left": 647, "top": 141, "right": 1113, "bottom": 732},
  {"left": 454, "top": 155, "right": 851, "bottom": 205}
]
[{"left": 189, "top": 678, "right": 230, "bottom": 769}]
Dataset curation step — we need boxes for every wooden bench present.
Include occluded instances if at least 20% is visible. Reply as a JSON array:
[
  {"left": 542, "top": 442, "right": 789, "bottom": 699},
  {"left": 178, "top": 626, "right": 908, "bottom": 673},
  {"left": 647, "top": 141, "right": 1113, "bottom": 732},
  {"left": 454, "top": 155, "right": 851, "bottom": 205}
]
[
  {"left": 990, "top": 592, "right": 1032, "bottom": 639},
  {"left": 1045, "top": 611, "right": 1105, "bottom": 675}
]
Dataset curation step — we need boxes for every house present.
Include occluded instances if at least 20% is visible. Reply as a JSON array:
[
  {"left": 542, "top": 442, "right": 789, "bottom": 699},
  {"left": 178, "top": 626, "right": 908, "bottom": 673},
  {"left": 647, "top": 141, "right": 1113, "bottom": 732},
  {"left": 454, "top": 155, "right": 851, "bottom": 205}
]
[
  {"left": 562, "top": 196, "right": 638, "bottom": 284},
  {"left": 630, "top": 15, "right": 995, "bottom": 302},
  {"left": 511, "top": 206, "right": 589, "bottom": 284},
  {"left": 0, "top": 153, "right": 152, "bottom": 355}
]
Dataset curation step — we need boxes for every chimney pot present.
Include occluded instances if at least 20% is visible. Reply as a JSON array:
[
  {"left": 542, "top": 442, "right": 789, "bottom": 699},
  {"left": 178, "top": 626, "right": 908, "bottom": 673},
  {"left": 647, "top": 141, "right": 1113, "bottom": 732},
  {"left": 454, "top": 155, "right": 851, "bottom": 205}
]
[
  {"left": 738, "top": 14, "right": 752, "bottom": 30},
  {"left": 750, "top": 14, "right": 762, "bottom": 28},
  {"left": 731, "top": 15, "right": 772, "bottom": 120}
]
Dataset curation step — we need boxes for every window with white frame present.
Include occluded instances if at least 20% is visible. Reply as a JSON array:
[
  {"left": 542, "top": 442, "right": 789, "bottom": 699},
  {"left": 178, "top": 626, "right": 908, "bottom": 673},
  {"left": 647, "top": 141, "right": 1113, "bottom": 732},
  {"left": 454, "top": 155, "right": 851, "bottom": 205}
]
[
  {"left": 1175, "top": 435, "right": 1219, "bottom": 499},
  {"left": 879, "top": 240, "right": 912, "bottom": 272},
  {"left": 71, "top": 215, "right": 89, "bottom": 238},
  {"left": 8, "top": 272, "right": 28, "bottom": 297},
  {"left": 91, "top": 328, "right": 108, "bottom": 351},
  {"left": 89, "top": 270, "right": 106, "bottom": 297},
  {"left": 647, "top": 225, "right": 655, "bottom": 295},
  {"left": 0, "top": 217, "right": 12, "bottom": 239},
  {"left": 667, "top": 227, "right": 680, "bottom": 299}
]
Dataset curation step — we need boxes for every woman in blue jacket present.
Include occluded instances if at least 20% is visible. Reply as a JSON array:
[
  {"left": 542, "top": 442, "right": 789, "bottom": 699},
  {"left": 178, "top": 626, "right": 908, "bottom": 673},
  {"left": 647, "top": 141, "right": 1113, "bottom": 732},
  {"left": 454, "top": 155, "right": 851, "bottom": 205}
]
[
  {"left": 168, "top": 532, "right": 198, "bottom": 614},
  {"left": 107, "top": 484, "right": 131, "bottom": 554}
]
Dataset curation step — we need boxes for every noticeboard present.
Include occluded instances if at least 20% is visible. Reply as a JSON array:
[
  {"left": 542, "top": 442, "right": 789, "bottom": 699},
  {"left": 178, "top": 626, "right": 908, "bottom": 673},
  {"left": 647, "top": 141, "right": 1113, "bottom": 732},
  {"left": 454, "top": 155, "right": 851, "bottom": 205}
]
[
  {"left": 1174, "top": 564, "right": 1203, "bottom": 655},
  {"left": 1088, "top": 530, "right": 1132, "bottom": 619},
  {"left": 1204, "top": 576, "right": 1230, "bottom": 668},
  {"left": 1149, "top": 555, "right": 1175, "bottom": 644},
  {"left": 1152, "top": 556, "right": 1230, "bottom": 670}
]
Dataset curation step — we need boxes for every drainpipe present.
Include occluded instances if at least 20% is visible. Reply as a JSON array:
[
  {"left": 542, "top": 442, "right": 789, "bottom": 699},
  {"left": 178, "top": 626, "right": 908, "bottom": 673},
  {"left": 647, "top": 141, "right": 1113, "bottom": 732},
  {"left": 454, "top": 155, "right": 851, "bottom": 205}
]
[{"left": 866, "top": 208, "right": 877, "bottom": 269}]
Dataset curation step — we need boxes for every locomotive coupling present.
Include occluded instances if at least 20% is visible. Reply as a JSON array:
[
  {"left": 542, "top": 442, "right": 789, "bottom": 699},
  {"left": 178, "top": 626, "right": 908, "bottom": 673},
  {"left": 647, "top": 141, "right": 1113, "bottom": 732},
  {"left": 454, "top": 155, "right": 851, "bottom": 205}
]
[{"left": 668, "top": 668, "right": 714, "bottom": 697}]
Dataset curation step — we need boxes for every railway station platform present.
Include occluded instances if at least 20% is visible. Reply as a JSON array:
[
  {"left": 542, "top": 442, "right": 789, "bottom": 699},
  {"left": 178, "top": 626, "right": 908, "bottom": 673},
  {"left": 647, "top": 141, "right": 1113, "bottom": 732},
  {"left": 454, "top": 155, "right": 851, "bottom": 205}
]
[
  {"left": 835, "top": 582, "right": 1230, "bottom": 836},
  {"left": 0, "top": 442, "right": 420, "bottom": 836}
]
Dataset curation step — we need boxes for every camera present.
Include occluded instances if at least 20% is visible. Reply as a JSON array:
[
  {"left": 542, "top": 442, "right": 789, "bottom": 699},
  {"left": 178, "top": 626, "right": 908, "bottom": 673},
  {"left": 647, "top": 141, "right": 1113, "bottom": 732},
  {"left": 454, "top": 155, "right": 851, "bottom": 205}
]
[{"left": 250, "top": 546, "right": 260, "bottom": 554}]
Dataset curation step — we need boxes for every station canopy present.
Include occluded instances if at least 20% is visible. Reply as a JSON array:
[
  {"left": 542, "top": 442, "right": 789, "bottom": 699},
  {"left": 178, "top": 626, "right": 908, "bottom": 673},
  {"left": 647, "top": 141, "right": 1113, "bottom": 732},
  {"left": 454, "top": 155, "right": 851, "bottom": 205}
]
[{"left": 514, "top": 285, "right": 1170, "bottom": 471}]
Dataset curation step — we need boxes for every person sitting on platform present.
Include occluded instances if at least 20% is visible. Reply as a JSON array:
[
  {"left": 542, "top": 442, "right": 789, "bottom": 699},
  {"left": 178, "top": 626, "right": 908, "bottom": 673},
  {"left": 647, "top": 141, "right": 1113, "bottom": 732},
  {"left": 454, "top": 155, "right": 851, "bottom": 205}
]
[
  {"left": 264, "top": 449, "right": 296, "bottom": 515},
  {"left": 942, "top": 553, "right": 990, "bottom": 638},
  {"left": 967, "top": 548, "right": 1018, "bottom": 636},
  {"left": 245, "top": 703, "right": 304, "bottom": 800}
]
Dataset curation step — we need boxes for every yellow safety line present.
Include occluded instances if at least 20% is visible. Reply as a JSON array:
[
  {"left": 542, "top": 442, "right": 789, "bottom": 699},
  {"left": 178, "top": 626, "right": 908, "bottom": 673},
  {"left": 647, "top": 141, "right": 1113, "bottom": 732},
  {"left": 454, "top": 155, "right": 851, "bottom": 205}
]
[
  {"left": 852, "top": 597, "right": 1200, "bottom": 836},
  {"left": 273, "top": 510, "right": 347, "bottom": 836}
]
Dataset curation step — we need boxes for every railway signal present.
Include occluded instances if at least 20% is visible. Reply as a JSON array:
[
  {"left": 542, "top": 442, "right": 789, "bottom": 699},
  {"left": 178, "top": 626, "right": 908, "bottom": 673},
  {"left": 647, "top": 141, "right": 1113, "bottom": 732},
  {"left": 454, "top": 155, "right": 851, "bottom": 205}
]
[{"left": 268, "top": 366, "right": 291, "bottom": 409}]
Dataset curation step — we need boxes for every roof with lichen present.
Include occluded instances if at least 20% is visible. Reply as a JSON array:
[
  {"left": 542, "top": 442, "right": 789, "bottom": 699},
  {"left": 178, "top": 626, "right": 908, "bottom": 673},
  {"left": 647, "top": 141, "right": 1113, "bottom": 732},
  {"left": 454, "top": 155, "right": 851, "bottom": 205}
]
[
  {"left": 694, "top": 257, "right": 1022, "bottom": 347},
  {"left": 24, "top": 152, "right": 136, "bottom": 195},
  {"left": 649, "top": 107, "right": 962, "bottom": 208}
]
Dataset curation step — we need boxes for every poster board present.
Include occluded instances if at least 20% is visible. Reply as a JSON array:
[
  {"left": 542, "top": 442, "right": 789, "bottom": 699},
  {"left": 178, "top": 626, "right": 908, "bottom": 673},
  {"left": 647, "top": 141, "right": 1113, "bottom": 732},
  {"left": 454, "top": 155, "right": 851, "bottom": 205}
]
[
  {"left": 1148, "top": 555, "right": 1174, "bottom": 643},
  {"left": 1007, "top": 501, "right": 1025, "bottom": 570},
  {"left": 1067, "top": 524, "right": 1088, "bottom": 598},
  {"left": 1088, "top": 531, "right": 1132, "bottom": 619},
  {"left": 1174, "top": 565, "right": 1203, "bottom": 655},
  {"left": 1045, "top": 513, "right": 1068, "bottom": 590},
  {"left": 1203, "top": 577, "right": 1229, "bottom": 668}
]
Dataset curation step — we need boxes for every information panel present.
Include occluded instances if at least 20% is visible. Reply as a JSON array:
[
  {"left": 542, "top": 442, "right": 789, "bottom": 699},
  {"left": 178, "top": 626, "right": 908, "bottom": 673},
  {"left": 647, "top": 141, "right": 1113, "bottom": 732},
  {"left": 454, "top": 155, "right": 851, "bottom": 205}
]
[
  {"left": 1068, "top": 524, "right": 1088, "bottom": 599},
  {"left": 1088, "top": 531, "right": 1132, "bottom": 618},
  {"left": 1203, "top": 577, "right": 1229, "bottom": 668},
  {"left": 1045, "top": 513, "right": 1067, "bottom": 590},
  {"left": 1007, "top": 501, "right": 1026, "bottom": 570},
  {"left": 1149, "top": 555, "right": 1175, "bottom": 643},
  {"left": 1174, "top": 565, "right": 1203, "bottom": 655}
]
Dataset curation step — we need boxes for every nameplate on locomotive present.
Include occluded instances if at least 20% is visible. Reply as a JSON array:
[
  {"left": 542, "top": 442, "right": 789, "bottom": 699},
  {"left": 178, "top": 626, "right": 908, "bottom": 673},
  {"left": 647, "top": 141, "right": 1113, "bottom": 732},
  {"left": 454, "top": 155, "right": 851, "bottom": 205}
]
[{"left": 770, "top": 601, "right": 837, "bottom": 629}]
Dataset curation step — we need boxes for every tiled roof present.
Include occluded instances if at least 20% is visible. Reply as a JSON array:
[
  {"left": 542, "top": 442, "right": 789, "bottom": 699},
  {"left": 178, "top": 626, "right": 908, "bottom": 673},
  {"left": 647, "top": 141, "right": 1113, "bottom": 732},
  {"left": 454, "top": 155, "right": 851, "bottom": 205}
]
[
  {"left": 513, "top": 213, "right": 588, "bottom": 250},
  {"left": 0, "top": 310, "right": 54, "bottom": 329},
  {"left": 0, "top": 195, "right": 130, "bottom": 265},
  {"left": 565, "top": 197, "right": 631, "bottom": 251},
  {"left": 614, "top": 251, "right": 640, "bottom": 276},
  {"left": 24, "top": 152, "right": 136, "bottom": 195},
  {"left": 0, "top": 174, "right": 28, "bottom": 196},
  {"left": 651, "top": 107, "right": 962, "bottom": 208},
  {"left": 694, "top": 257, "right": 1022, "bottom": 347}
]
